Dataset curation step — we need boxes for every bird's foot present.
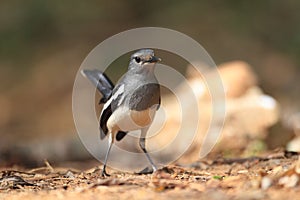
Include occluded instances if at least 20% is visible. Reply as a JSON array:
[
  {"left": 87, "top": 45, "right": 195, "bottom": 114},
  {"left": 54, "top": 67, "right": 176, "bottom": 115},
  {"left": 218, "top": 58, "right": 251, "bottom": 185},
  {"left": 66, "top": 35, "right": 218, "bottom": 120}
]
[
  {"left": 101, "top": 169, "right": 111, "bottom": 178},
  {"left": 136, "top": 166, "right": 154, "bottom": 175}
]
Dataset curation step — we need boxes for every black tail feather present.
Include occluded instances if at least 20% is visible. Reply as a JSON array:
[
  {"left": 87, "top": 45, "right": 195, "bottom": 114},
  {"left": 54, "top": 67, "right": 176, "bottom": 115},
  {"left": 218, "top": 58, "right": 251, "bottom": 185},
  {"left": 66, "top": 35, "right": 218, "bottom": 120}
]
[{"left": 81, "top": 69, "right": 114, "bottom": 103}]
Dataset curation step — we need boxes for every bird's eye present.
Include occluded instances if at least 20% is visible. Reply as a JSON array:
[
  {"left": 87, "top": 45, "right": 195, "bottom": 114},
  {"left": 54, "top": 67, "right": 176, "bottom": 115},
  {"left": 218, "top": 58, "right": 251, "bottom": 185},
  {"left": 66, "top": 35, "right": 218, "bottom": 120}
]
[{"left": 134, "top": 57, "right": 141, "bottom": 63}]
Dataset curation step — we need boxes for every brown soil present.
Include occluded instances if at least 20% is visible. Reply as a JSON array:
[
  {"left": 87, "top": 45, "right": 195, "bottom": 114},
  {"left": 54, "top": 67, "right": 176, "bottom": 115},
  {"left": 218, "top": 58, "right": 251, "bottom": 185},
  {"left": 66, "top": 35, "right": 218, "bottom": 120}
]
[{"left": 1, "top": 151, "right": 300, "bottom": 200}]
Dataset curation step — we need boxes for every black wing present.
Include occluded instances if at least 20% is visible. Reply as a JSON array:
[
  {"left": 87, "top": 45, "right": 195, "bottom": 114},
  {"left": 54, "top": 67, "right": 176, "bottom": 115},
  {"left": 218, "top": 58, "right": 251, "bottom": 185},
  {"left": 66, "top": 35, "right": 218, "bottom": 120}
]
[
  {"left": 99, "top": 103, "right": 112, "bottom": 140},
  {"left": 99, "top": 84, "right": 128, "bottom": 140},
  {"left": 82, "top": 69, "right": 128, "bottom": 140},
  {"left": 157, "top": 95, "right": 161, "bottom": 110}
]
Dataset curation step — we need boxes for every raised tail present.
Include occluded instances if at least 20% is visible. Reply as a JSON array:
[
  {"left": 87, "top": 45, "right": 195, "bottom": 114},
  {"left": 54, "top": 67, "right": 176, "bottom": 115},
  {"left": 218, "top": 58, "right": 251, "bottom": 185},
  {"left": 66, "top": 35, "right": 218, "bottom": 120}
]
[
  {"left": 82, "top": 69, "right": 128, "bottom": 141},
  {"left": 81, "top": 69, "right": 114, "bottom": 103}
]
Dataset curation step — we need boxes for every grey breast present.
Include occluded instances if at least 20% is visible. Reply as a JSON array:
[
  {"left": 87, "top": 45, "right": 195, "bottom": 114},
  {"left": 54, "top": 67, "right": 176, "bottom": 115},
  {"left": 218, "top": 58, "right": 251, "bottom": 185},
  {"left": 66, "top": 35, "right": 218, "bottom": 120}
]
[
  {"left": 129, "top": 83, "right": 160, "bottom": 111},
  {"left": 110, "top": 67, "right": 161, "bottom": 112}
]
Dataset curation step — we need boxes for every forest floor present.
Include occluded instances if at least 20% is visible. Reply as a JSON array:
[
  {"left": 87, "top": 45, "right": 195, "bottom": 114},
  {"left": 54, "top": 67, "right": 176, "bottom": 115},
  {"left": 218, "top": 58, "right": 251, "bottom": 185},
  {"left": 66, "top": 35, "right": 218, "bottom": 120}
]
[{"left": 1, "top": 150, "right": 300, "bottom": 200}]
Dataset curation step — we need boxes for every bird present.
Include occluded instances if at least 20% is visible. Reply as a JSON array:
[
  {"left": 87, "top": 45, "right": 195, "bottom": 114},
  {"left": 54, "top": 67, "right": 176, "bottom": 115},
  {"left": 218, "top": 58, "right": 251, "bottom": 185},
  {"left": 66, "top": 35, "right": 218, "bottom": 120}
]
[{"left": 81, "top": 49, "right": 161, "bottom": 177}]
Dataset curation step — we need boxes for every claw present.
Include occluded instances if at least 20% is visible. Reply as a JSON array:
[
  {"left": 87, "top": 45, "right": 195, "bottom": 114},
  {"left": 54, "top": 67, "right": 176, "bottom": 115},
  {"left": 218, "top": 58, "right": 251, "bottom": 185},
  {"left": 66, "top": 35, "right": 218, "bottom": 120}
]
[{"left": 101, "top": 169, "right": 111, "bottom": 177}]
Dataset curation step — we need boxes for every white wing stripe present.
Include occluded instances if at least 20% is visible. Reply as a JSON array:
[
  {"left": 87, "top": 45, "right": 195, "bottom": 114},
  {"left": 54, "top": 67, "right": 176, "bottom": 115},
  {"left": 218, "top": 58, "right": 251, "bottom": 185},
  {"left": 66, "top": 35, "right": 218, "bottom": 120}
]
[{"left": 102, "top": 84, "right": 125, "bottom": 111}]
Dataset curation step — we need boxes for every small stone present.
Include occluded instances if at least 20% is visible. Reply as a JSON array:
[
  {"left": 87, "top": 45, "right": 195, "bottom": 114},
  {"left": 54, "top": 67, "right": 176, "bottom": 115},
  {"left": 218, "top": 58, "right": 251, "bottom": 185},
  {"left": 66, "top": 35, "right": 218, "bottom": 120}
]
[
  {"left": 65, "top": 171, "right": 75, "bottom": 179},
  {"left": 261, "top": 177, "right": 272, "bottom": 190},
  {"left": 278, "top": 174, "right": 299, "bottom": 188}
]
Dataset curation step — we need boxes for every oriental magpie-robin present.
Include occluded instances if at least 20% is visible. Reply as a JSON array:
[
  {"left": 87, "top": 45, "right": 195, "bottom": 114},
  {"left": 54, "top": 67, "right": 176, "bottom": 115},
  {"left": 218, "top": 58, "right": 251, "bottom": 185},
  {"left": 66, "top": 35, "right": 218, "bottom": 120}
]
[{"left": 82, "top": 49, "right": 161, "bottom": 176}]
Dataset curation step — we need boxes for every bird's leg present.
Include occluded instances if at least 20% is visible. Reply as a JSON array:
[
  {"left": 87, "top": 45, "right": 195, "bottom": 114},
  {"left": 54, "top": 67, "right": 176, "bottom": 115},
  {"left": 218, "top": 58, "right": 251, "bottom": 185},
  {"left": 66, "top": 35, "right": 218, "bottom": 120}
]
[
  {"left": 102, "top": 133, "right": 113, "bottom": 177},
  {"left": 139, "top": 128, "right": 157, "bottom": 172}
]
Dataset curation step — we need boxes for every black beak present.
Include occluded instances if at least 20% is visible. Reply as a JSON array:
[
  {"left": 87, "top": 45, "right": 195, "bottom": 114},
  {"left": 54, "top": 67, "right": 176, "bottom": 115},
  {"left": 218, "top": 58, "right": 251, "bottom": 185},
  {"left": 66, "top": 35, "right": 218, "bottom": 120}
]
[{"left": 148, "top": 56, "right": 161, "bottom": 63}]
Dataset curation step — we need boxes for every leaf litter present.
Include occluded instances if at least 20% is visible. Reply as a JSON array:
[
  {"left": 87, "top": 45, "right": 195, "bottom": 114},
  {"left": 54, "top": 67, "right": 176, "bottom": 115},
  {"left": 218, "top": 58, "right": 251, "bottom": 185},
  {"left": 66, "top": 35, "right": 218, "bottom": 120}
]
[{"left": 0, "top": 150, "right": 300, "bottom": 200}]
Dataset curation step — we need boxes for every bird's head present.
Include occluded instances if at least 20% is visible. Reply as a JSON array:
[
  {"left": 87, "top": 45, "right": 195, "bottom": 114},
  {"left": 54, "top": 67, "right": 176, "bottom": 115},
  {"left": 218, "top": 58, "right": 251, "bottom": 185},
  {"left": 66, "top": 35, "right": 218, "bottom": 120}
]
[{"left": 129, "top": 49, "right": 161, "bottom": 70}]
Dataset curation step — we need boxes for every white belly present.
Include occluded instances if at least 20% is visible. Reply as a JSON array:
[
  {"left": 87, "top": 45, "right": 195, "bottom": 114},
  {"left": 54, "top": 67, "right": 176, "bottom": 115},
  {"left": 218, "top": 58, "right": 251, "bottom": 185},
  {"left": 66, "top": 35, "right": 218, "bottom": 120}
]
[{"left": 107, "top": 106, "right": 157, "bottom": 133}]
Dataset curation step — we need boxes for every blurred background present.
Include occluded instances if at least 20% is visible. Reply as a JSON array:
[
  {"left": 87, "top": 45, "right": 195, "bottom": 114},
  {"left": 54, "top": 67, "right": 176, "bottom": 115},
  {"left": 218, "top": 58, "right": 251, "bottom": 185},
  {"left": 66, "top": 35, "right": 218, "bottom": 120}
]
[{"left": 0, "top": 0, "right": 300, "bottom": 167}]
